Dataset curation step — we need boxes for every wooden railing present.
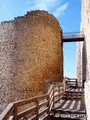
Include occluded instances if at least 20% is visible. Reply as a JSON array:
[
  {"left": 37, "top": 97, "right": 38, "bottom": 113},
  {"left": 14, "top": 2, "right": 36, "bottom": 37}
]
[
  {"left": 0, "top": 77, "right": 78, "bottom": 120},
  {"left": 64, "top": 77, "right": 78, "bottom": 90},
  {"left": 0, "top": 82, "right": 64, "bottom": 120}
]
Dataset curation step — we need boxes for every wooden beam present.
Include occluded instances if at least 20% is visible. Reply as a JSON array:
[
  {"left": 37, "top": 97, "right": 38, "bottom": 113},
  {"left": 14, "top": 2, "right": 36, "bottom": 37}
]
[{"left": 63, "top": 37, "right": 84, "bottom": 42}]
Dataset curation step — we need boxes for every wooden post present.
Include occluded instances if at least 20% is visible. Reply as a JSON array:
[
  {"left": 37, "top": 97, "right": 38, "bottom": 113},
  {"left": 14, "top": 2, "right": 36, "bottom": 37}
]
[
  {"left": 59, "top": 84, "right": 60, "bottom": 101},
  {"left": 63, "top": 78, "right": 66, "bottom": 92},
  {"left": 47, "top": 95, "right": 50, "bottom": 117},
  {"left": 76, "top": 79, "right": 78, "bottom": 88},
  {"left": 59, "top": 84, "right": 61, "bottom": 103},
  {"left": 52, "top": 86, "right": 54, "bottom": 108},
  {"left": 35, "top": 99, "right": 39, "bottom": 120},
  {"left": 13, "top": 106, "right": 17, "bottom": 120}
]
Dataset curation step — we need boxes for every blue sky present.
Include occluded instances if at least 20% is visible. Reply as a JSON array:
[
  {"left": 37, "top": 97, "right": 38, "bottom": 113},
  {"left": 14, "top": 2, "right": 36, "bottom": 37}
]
[{"left": 0, "top": 0, "right": 81, "bottom": 78}]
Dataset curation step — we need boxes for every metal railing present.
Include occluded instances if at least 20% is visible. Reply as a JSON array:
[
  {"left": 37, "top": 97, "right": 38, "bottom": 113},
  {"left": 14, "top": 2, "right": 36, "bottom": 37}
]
[{"left": 63, "top": 31, "right": 84, "bottom": 39}]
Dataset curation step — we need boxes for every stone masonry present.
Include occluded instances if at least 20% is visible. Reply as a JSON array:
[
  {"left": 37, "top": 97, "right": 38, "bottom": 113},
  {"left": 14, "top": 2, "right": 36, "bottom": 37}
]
[
  {"left": 0, "top": 10, "right": 63, "bottom": 113},
  {"left": 76, "top": 0, "right": 90, "bottom": 87},
  {"left": 76, "top": 0, "right": 90, "bottom": 119}
]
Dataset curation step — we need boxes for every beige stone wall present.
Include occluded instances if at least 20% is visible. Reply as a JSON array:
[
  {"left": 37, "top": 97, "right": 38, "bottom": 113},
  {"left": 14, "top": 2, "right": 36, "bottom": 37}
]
[
  {"left": 0, "top": 10, "right": 63, "bottom": 113},
  {"left": 76, "top": 42, "right": 84, "bottom": 87},
  {"left": 85, "top": 81, "right": 90, "bottom": 120},
  {"left": 76, "top": 0, "right": 90, "bottom": 119},
  {"left": 76, "top": 0, "right": 90, "bottom": 87}
]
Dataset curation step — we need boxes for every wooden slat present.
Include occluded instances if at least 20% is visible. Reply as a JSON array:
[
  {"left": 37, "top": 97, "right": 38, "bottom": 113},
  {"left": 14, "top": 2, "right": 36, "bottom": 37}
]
[
  {"left": 38, "top": 100, "right": 48, "bottom": 109},
  {"left": 17, "top": 106, "right": 37, "bottom": 119},
  {"left": 14, "top": 94, "right": 48, "bottom": 107},
  {"left": 39, "top": 107, "right": 48, "bottom": 117},
  {"left": 42, "top": 114, "right": 49, "bottom": 120},
  {"left": 49, "top": 96, "right": 53, "bottom": 105},
  {"left": 54, "top": 93, "right": 60, "bottom": 98},
  {"left": 0, "top": 103, "right": 14, "bottom": 120},
  {"left": 54, "top": 98, "right": 60, "bottom": 104},
  {"left": 30, "top": 115, "right": 37, "bottom": 120},
  {"left": 55, "top": 99, "right": 86, "bottom": 114},
  {"left": 49, "top": 101, "right": 53, "bottom": 111},
  {"left": 65, "top": 90, "right": 84, "bottom": 93},
  {"left": 69, "top": 100, "right": 76, "bottom": 109},
  {"left": 47, "top": 85, "right": 53, "bottom": 94},
  {"left": 62, "top": 100, "right": 71, "bottom": 109},
  {"left": 49, "top": 90, "right": 54, "bottom": 98},
  {"left": 76, "top": 101, "right": 81, "bottom": 110},
  {"left": 51, "top": 100, "right": 66, "bottom": 110}
]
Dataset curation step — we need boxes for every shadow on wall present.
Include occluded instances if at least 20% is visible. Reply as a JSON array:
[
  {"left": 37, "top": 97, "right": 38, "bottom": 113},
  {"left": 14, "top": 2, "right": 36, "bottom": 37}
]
[{"left": 82, "top": 39, "right": 87, "bottom": 87}]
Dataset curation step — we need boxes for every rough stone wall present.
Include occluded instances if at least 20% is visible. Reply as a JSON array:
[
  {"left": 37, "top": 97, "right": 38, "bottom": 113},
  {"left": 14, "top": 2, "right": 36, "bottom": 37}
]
[
  {"left": 76, "top": 0, "right": 90, "bottom": 87},
  {"left": 76, "top": 42, "right": 84, "bottom": 87},
  {"left": 85, "top": 81, "right": 90, "bottom": 120},
  {"left": 0, "top": 10, "right": 63, "bottom": 113},
  {"left": 76, "top": 0, "right": 90, "bottom": 119}
]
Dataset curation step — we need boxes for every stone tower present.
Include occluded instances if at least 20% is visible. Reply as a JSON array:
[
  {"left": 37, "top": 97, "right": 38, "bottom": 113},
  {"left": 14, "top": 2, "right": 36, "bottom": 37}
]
[{"left": 0, "top": 10, "right": 63, "bottom": 112}]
